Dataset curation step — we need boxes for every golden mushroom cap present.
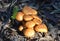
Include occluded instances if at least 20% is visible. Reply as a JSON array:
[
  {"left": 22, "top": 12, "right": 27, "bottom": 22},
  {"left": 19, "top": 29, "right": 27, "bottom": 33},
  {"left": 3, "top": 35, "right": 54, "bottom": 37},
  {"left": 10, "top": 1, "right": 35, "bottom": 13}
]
[
  {"left": 25, "top": 21, "right": 35, "bottom": 29},
  {"left": 24, "top": 15, "right": 33, "bottom": 21},
  {"left": 34, "top": 24, "right": 48, "bottom": 33},
  {"left": 16, "top": 12, "right": 24, "bottom": 21},
  {"left": 33, "top": 18, "right": 42, "bottom": 25},
  {"left": 22, "top": 6, "right": 37, "bottom": 15},
  {"left": 19, "top": 25, "right": 24, "bottom": 31},
  {"left": 23, "top": 28, "right": 35, "bottom": 38},
  {"left": 32, "top": 15, "right": 42, "bottom": 21}
]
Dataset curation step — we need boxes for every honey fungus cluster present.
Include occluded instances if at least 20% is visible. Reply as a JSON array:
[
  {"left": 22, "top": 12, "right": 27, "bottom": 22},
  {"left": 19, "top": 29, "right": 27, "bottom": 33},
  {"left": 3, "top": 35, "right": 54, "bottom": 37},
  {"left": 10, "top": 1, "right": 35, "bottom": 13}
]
[{"left": 16, "top": 6, "right": 48, "bottom": 38}]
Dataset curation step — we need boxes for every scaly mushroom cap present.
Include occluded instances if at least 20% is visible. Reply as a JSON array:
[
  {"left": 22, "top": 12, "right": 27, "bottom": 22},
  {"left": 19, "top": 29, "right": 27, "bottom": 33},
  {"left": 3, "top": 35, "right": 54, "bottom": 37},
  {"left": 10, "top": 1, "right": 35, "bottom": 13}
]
[
  {"left": 25, "top": 21, "right": 35, "bottom": 29},
  {"left": 33, "top": 18, "right": 42, "bottom": 25},
  {"left": 16, "top": 12, "right": 24, "bottom": 21},
  {"left": 23, "top": 28, "right": 35, "bottom": 38},
  {"left": 34, "top": 24, "right": 48, "bottom": 33},
  {"left": 22, "top": 6, "right": 37, "bottom": 15},
  {"left": 24, "top": 15, "right": 33, "bottom": 21}
]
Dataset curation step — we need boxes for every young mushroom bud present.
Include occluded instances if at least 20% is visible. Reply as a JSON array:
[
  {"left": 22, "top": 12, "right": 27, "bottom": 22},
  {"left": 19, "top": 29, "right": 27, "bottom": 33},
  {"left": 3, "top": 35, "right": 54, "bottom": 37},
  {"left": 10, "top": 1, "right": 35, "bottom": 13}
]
[
  {"left": 33, "top": 18, "right": 42, "bottom": 25},
  {"left": 24, "top": 15, "right": 33, "bottom": 21},
  {"left": 23, "top": 28, "right": 35, "bottom": 38},
  {"left": 16, "top": 12, "right": 24, "bottom": 21},
  {"left": 19, "top": 25, "right": 24, "bottom": 31},
  {"left": 22, "top": 6, "right": 37, "bottom": 15},
  {"left": 25, "top": 21, "right": 35, "bottom": 29},
  {"left": 34, "top": 24, "right": 48, "bottom": 33}
]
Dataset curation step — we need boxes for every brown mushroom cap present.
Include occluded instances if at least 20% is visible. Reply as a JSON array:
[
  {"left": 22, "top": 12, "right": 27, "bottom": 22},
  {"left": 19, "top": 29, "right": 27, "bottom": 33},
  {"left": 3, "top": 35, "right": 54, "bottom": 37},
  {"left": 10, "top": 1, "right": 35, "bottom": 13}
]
[
  {"left": 19, "top": 25, "right": 24, "bottom": 31},
  {"left": 24, "top": 15, "right": 33, "bottom": 21},
  {"left": 22, "top": 6, "right": 37, "bottom": 15},
  {"left": 25, "top": 21, "right": 35, "bottom": 29},
  {"left": 16, "top": 12, "right": 24, "bottom": 21},
  {"left": 33, "top": 18, "right": 42, "bottom": 25},
  {"left": 34, "top": 24, "right": 48, "bottom": 33},
  {"left": 23, "top": 28, "right": 35, "bottom": 38}
]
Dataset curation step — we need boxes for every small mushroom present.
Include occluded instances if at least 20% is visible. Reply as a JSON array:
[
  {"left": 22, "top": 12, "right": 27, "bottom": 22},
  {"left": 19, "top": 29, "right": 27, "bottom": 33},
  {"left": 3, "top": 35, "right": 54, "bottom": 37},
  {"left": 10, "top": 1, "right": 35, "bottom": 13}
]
[
  {"left": 24, "top": 15, "right": 33, "bottom": 21},
  {"left": 19, "top": 25, "right": 24, "bottom": 31},
  {"left": 22, "top": 6, "right": 37, "bottom": 15},
  {"left": 23, "top": 28, "right": 35, "bottom": 38},
  {"left": 33, "top": 18, "right": 42, "bottom": 25},
  {"left": 34, "top": 24, "right": 48, "bottom": 33},
  {"left": 25, "top": 21, "right": 35, "bottom": 29},
  {"left": 32, "top": 15, "right": 42, "bottom": 20},
  {"left": 16, "top": 12, "right": 24, "bottom": 21}
]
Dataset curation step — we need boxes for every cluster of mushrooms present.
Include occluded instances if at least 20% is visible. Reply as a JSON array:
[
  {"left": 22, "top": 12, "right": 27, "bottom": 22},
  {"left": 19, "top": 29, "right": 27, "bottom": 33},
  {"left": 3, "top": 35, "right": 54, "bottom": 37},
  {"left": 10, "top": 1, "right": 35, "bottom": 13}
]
[{"left": 16, "top": 6, "right": 48, "bottom": 38}]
